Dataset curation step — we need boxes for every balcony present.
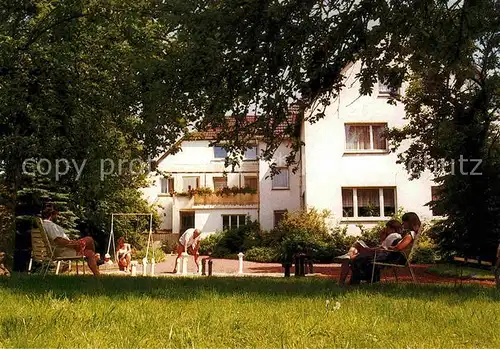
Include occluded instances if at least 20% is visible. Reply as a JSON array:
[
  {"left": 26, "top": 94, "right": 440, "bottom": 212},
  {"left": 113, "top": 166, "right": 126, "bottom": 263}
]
[{"left": 193, "top": 193, "right": 258, "bottom": 207}]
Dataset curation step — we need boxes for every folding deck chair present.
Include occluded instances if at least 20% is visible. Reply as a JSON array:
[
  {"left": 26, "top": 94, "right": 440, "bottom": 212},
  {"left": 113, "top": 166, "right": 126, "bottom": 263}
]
[
  {"left": 28, "top": 217, "right": 87, "bottom": 276},
  {"left": 370, "top": 228, "right": 421, "bottom": 284}
]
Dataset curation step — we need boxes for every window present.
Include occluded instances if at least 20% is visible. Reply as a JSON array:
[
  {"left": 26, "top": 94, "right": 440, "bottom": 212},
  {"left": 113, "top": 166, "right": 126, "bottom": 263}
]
[
  {"left": 383, "top": 188, "right": 396, "bottom": 216},
  {"left": 357, "top": 188, "right": 380, "bottom": 217},
  {"left": 342, "top": 188, "right": 354, "bottom": 217},
  {"left": 180, "top": 211, "right": 195, "bottom": 233},
  {"left": 342, "top": 187, "right": 396, "bottom": 218},
  {"left": 274, "top": 210, "right": 287, "bottom": 227},
  {"left": 214, "top": 146, "right": 227, "bottom": 159},
  {"left": 272, "top": 168, "right": 289, "bottom": 189},
  {"left": 244, "top": 176, "right": 258, "bottom": 191},
  {"left": 213, "top": 177, "right": 227, "bottom": 190},
  {"left": 244, "top": 145, "right": 258, "bottom": 160},
  {"left": 431, "top": 186, "right": 444, "bottom": 216},
  {"left": 345, "top": 124, "right": 387, "bottom": 151},
  {"left": 160, "top": 177, "right": 174, "bottom": 194},
  {"left": 222, "top": 214, "right": 246, "bottom": 230},
  {"left": 378, "top": 81, "right": 399, "bottom": 95},
  {"left": 182, "top": 176, "right": 199, "bottom": 191}
]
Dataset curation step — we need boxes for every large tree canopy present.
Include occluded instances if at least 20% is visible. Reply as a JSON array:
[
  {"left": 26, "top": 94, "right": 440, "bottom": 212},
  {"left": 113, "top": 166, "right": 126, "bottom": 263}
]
[{"left": 0, "top": 0, "right": 498, "bottom": 263}]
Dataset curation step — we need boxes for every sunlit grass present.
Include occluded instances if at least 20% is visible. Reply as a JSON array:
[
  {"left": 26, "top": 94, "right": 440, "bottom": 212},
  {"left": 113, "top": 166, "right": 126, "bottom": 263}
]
[{"left": 0, "top": 275, "right": 499, "bottom": 348}]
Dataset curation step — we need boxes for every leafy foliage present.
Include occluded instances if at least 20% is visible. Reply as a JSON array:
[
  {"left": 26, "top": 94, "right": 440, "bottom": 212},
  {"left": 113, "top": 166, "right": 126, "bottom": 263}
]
[
  {"left": 384, "top": 1, "right": 500, "bottom": 261},
  {"left": 244, "top": 247, "right": 280, "bottom": 263},
  {"left": 272, "top": 209, "right": 354, "bottom": 263}
]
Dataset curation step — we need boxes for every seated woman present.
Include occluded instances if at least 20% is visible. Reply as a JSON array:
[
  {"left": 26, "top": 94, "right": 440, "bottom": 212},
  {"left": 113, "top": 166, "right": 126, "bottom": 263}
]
[
  {"left": 350, "top": 212, "right": 421, "bottom": 284},
  {"left": 116, "top": 237, "right": 132, "bottom": 272},
  {"left": 339, "top": 219, "right": 402, "bottom": 285}
]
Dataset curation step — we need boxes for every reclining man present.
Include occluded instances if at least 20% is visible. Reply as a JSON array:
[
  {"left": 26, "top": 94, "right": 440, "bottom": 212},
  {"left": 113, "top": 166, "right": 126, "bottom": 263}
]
[{"left": 41, "top": 206, "right": 100, "bottom": 276}]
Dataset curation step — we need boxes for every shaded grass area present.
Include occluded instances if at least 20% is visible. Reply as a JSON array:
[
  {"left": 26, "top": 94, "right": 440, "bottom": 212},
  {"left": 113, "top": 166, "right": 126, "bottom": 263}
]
[
  {"left": 427, "top": 263, "right": 496, "bottom": 280},
  {"left": 0, "top": 275, "right": 499, "bottom": 348}
]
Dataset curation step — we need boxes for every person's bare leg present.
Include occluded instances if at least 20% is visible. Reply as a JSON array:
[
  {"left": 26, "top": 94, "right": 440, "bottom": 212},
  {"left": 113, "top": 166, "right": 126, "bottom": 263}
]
[
  {"left": 83, "top": 249, "right": 100, "bottom": 276},
  {"left": 81, "top": 236, "right": 95, "bottom": 251},
  {"left": 173, "top": 245, "right": 183, "bottom": 273},
  {"left": 126, "top": 254, "right": 131, "bottom": 271},
  {"left": 194, "top": 252, "right": 199, "bottom": 272}
]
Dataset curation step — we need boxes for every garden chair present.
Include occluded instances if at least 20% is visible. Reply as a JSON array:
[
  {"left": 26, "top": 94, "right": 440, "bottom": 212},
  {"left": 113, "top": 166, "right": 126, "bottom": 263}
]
[
  {"left": 28, "top": 217, "right": 87, "bottom": 276},
  {"left": 370, "top": 228, "right": 421, "bottom": 284}
]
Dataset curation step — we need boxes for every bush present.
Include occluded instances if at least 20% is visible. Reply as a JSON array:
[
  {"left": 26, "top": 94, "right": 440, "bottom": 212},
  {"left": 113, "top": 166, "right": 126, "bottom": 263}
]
[
  {"left": 410, "top": 246, "right": 437, "bottom": 264},
  {"left": 245, "top": 247, "right": 280, "bottom": 263},
  {"left": 199, "top": 232, "right": 223, "bottom": 255},
  {"left": 410, "top": 226, "right": 439, "bottom": 264},
  {"left": 274, "top": 208, "right": 354, "bottom": 263},
  {"left": 198, "top": 218, "right": 261, "bottom": 258},
  {"left": 134, "top": 247, "right": 166, "bottom": 264}
]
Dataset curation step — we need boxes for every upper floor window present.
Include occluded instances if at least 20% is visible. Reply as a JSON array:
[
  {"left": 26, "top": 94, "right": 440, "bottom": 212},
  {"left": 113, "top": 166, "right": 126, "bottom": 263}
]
[
  {"left": 182, "top": 176, "right": 199, "bottom": 191},
  {"left": 214, "top": 146, "right": 227, "bottom": 159},
  {"left": 244, "top": 145, "right": 258, "bottom": 160},
  {"left": 272, "top": 168, "right": 289, "bottom": 189},
  {"left": 345, "top": 124, "right": 387, "bottom": 151},
  {"left": 244, "top": 176, "right": 258, "bottom": 191},
  {"left": 342, "top": 187, "right": 396, "bottom": 218},
  {"left": 213, "top": 177, "right": 227, "bottom": 190},
  {"left": 160, "top": 177, "right": 174, "bottom": 194},
  {"left": 378, "top": 81, "right": 400, "bottom": 95}
]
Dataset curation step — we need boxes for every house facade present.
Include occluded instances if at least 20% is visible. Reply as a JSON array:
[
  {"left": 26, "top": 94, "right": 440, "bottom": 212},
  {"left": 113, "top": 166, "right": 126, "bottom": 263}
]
[
  {"left": 141, "top": 140, "right": 301, "bottom": 234},
  {"left": 301, "top": 61, "right": 437, "bottom": 234},
  {"left": 143, "top": 61, "right": 438, "bottom": 235}
]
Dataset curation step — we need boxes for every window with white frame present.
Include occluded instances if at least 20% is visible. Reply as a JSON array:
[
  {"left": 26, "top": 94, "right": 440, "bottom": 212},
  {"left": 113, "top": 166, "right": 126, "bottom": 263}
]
[
  {"left": 345, "top": 124, "right": 388, "bottom": 151},
  {"left": 378, "top": 81, "right": 399, "bottom": 95},
  {"left": 342, "top": 187, "right": 396, "bottom": 218},
  {"left": 182, "top": 176, "right": 199, "bottom": 191},
  {"left": 274, "top": 210, "right": 287, "bottom": 227},
  {"left": 160, "top": 177, "right": 174, "bottom": 194},
  {"left": 244, "top": 176, "right": 258, "bottom": 191},
  {"left": 213, "top": 145, "right": 227, "bottom": 159},
  {"left": 272, "top": 168, "right": 289, "bottom": 189},
  {"left": 222, "top": 214, "right": 246, "bottom": 230},
  {"left": 213, "top": 177, "right": 227, "bottom": 190},
  {"left": 244, "top": 145, "right": 258, "bottom": 160}
]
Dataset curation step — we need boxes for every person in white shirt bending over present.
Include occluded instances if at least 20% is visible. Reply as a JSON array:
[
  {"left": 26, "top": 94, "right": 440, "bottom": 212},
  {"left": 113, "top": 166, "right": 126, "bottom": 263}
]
[{"left": 173, "top": 228, "right": 202, "bottom": 273}]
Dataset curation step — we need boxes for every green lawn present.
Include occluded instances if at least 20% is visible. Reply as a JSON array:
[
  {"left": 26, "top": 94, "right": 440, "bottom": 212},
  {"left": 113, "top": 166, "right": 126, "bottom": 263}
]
[
  {"left": 0, "top": 275, "right": 499, "bottom": 348},
  {"left": 427, "top": 264, "right": 496, "bottom": 280}
]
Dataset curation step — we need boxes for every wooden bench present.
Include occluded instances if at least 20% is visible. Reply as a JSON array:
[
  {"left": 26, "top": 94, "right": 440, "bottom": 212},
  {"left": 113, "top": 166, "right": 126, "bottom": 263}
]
[{"left": 452, "top": 252, "right": 498, "bottom": 286}]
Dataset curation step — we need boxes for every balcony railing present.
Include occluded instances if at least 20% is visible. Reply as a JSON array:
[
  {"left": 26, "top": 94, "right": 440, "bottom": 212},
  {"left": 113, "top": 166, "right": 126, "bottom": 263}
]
[{"left": 193, "top": 193, "right": 258, "bottom": 206}]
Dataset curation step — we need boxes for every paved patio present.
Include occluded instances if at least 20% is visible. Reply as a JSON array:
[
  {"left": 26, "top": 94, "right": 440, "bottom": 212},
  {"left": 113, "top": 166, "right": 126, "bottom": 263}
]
[{"left": 96, "top": 254, "right": 496, "bottom": 286}]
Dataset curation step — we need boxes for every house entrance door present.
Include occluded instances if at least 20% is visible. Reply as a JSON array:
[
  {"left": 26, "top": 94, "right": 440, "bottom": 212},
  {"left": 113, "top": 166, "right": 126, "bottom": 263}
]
[{"left": 180, "top": 211, "right": 195, "bottom": 233}]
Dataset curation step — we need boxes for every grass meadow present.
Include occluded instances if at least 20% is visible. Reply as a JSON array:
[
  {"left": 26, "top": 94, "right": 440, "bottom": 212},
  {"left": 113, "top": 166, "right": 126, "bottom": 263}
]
[{"left": 0, "top": 275, "right": 499, "bottom": 348}]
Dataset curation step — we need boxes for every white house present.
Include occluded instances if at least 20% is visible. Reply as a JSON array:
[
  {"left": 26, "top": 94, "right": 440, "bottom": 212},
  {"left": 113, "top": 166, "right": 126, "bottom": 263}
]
[
  {"left": 141, "top": 136, "right": 301, "bottom": 234},
  {"left": 301, "top": 61, "right": 437, "bottom": 234},
  {"left": 143, "top": 61, "right": 439, "bottom": 235}
]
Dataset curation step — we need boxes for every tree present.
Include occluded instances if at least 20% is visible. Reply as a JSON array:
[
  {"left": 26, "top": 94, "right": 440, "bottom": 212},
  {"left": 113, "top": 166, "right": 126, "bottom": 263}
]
[
  {"left": 0, "top": 0, "right": 163, "bottom": 267},
  {"left": 384, "top": 1, "right": 500, "bottom": 261}
]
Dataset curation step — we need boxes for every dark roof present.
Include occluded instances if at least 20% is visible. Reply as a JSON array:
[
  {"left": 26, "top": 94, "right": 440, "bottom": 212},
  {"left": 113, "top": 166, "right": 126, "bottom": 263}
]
[{"left": 194, "top": 106, "right": 300, "bottom": 140}]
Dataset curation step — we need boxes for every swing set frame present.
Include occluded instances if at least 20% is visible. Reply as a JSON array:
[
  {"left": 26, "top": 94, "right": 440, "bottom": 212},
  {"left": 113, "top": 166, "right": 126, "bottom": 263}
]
[{"left": 107, "top": 213, "right": 154, "bottom": 262}]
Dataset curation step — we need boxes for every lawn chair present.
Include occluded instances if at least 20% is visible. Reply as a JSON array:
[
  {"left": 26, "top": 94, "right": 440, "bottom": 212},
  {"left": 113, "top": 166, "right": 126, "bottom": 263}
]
[
  {"left": 28, "top": 217, "right": 87, "bottom": 276},
  {"left": 370, "top": 228, "right": 421, "bottom": 284}
]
